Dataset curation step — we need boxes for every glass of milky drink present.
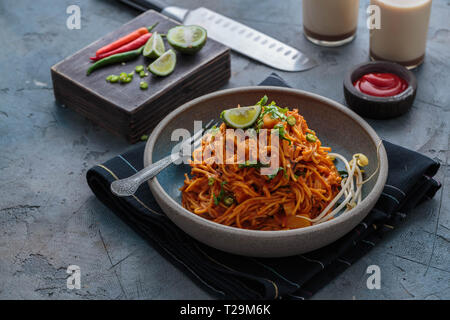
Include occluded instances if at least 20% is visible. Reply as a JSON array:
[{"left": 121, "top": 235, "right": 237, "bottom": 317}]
[
  {"left": 302, "top": 0, "right": 360, "bottom": 47},
  {"left": 370, "top": 0, "right": 432, "bottom": 69}
]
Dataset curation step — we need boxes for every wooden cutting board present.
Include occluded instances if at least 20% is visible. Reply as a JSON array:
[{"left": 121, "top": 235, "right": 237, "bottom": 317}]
[{"left": 51, "top": 10, "right": 230, "bottom": 143}]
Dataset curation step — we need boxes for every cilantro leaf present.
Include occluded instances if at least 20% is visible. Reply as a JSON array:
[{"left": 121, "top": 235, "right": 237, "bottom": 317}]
[
  {"left": 256, "top": 95, "right": 268, "bottom": 106},
  {"left": 238, "top": 161, "right": 270, "bottom": 169},
  {"left": 267, "top": 167, "right": 287, "bottom": 180},
  {"left": 273, "top": 123, "right": 291, "bottom": 145}
]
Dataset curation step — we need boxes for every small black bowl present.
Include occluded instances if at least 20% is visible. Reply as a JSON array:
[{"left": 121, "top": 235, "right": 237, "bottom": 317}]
[{"left": 343, "top": 61, "right": 417, "bottom": 119}]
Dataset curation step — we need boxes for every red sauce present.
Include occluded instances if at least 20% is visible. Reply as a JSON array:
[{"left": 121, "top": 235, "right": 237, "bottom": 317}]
[{"left": 353, "top": 73, "right": 408, "bottom": 97}]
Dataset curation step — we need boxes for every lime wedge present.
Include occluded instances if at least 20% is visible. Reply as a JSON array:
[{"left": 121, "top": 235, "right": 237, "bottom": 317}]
[
  {"left": 167, "top": 25, "right": 207, "bottom": 54},
  {"left": 148, "top": 49, "right": 176, "bottom": 76},
  {"left": 143, "top": 32, "right": 165, "bottom": 58},
  {"left": 221, "top": 105, "right": 262, "bottom": 129}
]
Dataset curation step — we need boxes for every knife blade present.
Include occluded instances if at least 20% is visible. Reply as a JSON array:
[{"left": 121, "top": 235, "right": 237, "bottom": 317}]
[{"left": 117, "top": 0, "right": 317, "bottom": 72}]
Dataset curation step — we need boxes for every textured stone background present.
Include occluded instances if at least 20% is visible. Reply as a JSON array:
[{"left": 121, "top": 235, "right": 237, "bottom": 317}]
[{"left": 0, "top": 0, "right": 448, "bottom": 299}]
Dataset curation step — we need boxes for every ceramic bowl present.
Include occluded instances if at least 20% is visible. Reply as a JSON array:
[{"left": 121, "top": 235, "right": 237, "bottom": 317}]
[
  {"left": 144, "top": 87, "right": 388, "bottom": 257},
  {"left": 343, "top": 61, "right": 417, "bottom": 119}
]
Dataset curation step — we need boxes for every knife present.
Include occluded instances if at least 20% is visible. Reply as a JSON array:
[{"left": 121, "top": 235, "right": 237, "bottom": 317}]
[{"left": 117, "top": 0, "right": 317, "bottom": 72}]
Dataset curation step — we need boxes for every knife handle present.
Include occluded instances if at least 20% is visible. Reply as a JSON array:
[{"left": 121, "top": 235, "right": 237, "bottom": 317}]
[{"left": 118, "top": 0, "right": 166, "bottom": 12}]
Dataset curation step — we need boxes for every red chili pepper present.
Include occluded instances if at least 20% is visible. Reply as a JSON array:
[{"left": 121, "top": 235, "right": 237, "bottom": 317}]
[
  {"left": 90, "top": 33, "right": 152, "bottom": 61},
  {"left": 94, "top": 22, "right": 158, "bottom": 58}
]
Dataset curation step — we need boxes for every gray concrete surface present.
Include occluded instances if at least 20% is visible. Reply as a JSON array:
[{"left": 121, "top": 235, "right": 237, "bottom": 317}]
[{"left": 0, "top": 0, "right": 448, "bottom": 299}]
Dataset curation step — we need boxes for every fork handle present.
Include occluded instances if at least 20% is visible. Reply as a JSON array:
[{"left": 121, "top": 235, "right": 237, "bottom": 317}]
[{"left": 110, "top": 153, "right": 178, "bottom": 197}]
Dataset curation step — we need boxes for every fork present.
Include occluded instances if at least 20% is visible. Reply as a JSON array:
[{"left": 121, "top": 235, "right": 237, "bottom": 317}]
[{"left": 110, "top": 120, "right": 217, "bottom": 197}]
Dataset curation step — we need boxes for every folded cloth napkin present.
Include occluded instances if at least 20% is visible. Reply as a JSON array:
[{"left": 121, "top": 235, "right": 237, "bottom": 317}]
[{"left": 86, "top": 73, "right": 441, "bottom": 300}]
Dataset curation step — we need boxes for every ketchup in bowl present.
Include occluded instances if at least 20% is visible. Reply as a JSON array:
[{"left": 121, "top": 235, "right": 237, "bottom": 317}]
[{"left": 353, "top": 73, "right": 408, "bottom": 97}]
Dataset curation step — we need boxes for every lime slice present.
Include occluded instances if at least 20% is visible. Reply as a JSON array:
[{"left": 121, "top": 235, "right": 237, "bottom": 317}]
[
  {"left": 167, "top": 25, "right": 207, "bottom": 54},
  {"left": 221, "top": 105, "right": 262, "bottom": 129},
  {"left": 143, "top": 32, "right": 165, "bottom": 58},
  {"left": 148, "top": 49, "right": 176, "bottom": 76}
]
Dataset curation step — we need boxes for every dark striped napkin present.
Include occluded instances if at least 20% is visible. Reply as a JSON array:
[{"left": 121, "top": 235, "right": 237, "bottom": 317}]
[{"left": 86, "top": 73, "right": 441, "bottom": 299}]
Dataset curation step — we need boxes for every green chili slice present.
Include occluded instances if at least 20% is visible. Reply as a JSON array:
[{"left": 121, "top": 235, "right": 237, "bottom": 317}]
[
  {"left": 140, "top": 81, "right": 148, "bottom": 90},
  {"left": 223, "top": 196, "right": 234, "bottom": 206},
  {"left": 287, "top": 115, "right": 296, "bottom": 126},
  {"left": 306, "top": 133, "right": 317, "bottom": 142}
]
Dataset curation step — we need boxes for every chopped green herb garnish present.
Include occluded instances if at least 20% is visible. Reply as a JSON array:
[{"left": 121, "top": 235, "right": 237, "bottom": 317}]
[
  {"left": 208, "top": 177, "right": 215, "bottom": 186},
  {"left": 274, "top": 123, "right": 291, "bottom": 145},
  {"left": 213, "top": 181, "right": 229, "bottom": 205},
  {"left": 140, "top": 134, "right": 148, "bottom": 141},
  {"left": 267, "top": 167, "right": 287, "bottom": 180},
  {"left": 218, "top": 181, "right": 227, "bottom": 200},
  {"left": 254, "top": 97, "right": 289, "bottom": 131},
  {"left": 238, "top": 161, "right": 269, "bottom": 169},
  {"left": 263, "top": 103, "right": 288, "bottom": 121},
  {"left": 256, "top": 95, "right": 268, "bottom": 106},
  {"left": 213, "top": 193, "right": 219, "bottom": 205},
  {"left": 282, "top": 167, "right": 288, "bottom": 178}
]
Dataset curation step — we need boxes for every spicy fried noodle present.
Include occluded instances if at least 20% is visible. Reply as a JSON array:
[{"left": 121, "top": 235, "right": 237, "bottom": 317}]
[{"left": 180, "top": 98, "right": 371, "bottom": 231}]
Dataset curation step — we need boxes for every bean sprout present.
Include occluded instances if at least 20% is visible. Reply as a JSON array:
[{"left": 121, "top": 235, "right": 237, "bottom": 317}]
[{"left": 295, "top": 141, "right": 382, "bottom": 225}]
